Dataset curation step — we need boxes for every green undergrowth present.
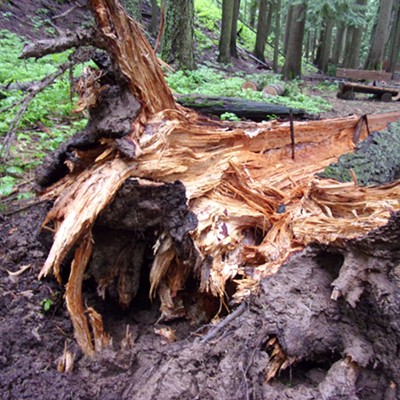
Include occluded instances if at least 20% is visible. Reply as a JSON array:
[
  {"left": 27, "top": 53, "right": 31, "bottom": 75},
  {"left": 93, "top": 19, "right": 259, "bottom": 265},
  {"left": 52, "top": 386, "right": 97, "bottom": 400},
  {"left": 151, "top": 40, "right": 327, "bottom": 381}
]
[
  {"left": 166, "top": 67, "right": 331, "bottom": 115},
  {"left": 0, "top": 30, "right": 87, "bottom": 202},
  {"left": 194, "top": 0, "right": 256, "bottom": 53}
]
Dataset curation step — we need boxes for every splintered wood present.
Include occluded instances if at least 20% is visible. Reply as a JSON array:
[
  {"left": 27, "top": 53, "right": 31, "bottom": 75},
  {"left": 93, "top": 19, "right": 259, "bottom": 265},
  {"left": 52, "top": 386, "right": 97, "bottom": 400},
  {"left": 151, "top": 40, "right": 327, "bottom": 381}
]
[{"left": 38, "top": 0, "right": 400, "bottom": 354}]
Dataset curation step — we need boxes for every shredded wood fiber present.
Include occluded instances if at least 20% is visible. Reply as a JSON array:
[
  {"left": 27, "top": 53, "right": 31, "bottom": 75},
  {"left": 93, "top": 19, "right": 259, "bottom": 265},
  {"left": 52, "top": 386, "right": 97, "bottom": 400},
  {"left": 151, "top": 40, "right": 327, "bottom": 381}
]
[{"left": 37, "top": 0, "right": 400, "bottom": 356}]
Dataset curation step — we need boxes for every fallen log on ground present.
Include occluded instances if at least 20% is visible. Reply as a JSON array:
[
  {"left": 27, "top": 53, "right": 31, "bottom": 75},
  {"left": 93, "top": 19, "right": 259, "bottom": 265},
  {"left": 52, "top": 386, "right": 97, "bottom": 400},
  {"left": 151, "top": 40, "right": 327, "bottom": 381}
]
[
  {"left": 25, "top": 0, "right": 400, "bottom": 396},
  {"left": 175, "top": 94, "right": 309, "bottom": 121}
]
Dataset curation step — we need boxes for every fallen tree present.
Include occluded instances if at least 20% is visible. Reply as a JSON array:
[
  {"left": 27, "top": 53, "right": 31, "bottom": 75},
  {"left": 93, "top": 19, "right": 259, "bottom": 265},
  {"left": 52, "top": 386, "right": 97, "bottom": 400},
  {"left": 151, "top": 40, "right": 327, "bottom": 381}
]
[
  {"left": 24, "top": 0, "right": 400, "bottom": 397},
  {"left": 175, "top": 94, "right": 310, "bottom": 121}
]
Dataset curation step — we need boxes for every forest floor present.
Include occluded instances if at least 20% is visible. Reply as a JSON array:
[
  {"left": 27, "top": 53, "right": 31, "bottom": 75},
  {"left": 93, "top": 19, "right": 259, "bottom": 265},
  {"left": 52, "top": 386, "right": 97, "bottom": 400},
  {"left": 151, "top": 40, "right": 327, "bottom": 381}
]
[{"left": 1, "top": 1, "right": 400, "bottom": 399}]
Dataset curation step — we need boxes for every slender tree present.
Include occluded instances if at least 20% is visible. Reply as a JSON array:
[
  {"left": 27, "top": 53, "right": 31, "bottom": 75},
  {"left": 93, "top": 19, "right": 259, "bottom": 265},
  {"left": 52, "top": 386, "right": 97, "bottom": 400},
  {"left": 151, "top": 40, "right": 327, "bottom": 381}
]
[
  {"left": 332, "top": 22, "right": 346, "bottom": 65},
  {"left": 161, "top": 0, "right": 196, "bottom": 70},
  {"left": 365, "top": 0, "right": 394, "bottom": 70},
  {"left": 282, "top": 2, "right": 307, "bottom": 80},
  {"left": 342, "top": 0, "right": 367, "bottom": 69},
  {"left": 230, "top": 0, "right": 241, "bottom": 58},
  {"left": 150, "top": 0, "right": 158, "bottom": 34},
  {"left": 282, "top": 4, "right": 294, "bottom": 55},
  {"left": 249, "top": 0, "right": 259, "bottom": 28},
  {"left": 315, "top": 16, "right": 334, "bottom": 73},
  {"left": 272, "top": 0, "right": 281, "bottom": 72},
  {"left": 386, "top": 0, "right": 400, "bottom": 72},
  {"left": 218, "top": 0, "right": 234, "bottom": 63},
  {"left": 254, "top": 0, "right": 273, "bottom": 62}
]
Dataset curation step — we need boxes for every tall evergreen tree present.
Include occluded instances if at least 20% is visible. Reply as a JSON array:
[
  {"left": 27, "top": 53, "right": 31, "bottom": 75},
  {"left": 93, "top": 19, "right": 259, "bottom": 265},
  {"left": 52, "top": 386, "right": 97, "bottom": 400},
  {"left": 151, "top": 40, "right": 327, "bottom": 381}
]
[
  {"left": 230, "top": 0, "right": 241, "bottom": 58},
  {"left": 273, "top": 0, "right": 281, "bottom": 72},
  {"left": 254, "top": 0, "right": 272, "bottom": 63},
  {"left": 282, "top": 2, "right": 306, "bottom": 80},
  {"left": 218, "top": 0, "right": 234, "bottom": 63},
  {"left": 161, "top": 0, "right": 196, "bottom": 70},
  {"left": 365, "top": 0, "right": 394, "bottom": 70},
  {"left": 386, "top": 0, "right": 400, "bottom": 72},
  {"left": 341, "top": 0, "right": 367, "bottom": 69}
]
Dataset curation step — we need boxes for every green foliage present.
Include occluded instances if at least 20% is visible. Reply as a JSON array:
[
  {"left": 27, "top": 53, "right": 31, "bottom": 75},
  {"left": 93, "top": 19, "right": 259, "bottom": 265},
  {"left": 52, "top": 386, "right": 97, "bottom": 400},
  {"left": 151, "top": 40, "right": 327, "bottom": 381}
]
[
  {"left": 220, "top": 112, "right": 240, "bottom": 121},
  {"left": 194, "top": 0, "right": 221, "bottom": 31},
  {"left": 166, "top": 67, "right": 331, "bottom": 115},
  {"left": 0, "top": 30, "right": 87, "bottom": 201},
  {"left": 41, "top": 298, "right": 53, "bottom": 312},
  {"left": 194, "top": 0, "right": 256, "bottom": 53}
]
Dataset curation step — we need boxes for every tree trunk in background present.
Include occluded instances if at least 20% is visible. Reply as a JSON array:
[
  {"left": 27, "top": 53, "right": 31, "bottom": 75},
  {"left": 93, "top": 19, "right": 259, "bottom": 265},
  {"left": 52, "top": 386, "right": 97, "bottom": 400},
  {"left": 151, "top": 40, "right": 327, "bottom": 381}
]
[
  {"left": 311, "top": 28, "right": 317, "bottom": 61},
  {"left": 161, "top": 0, "right": 195, "bottom": 70},
  {"left": 315, "top": 18, "right": 334, "bottom": 73},
  {"left": 249, "top": 0, "right": 258, "bottom": 28},
  {"left": 122, "top": 0, "right": 141, "bottom": 21},
  {"left": 273, "top": 0, "right": 281, "bottom": 72},
  {"left": 150, "top": 0, "right": 158, "bottom": 34},
  {"left": 282, "top": 3, "right": 306, "bottom": 80},
  {"left": 345, "top": 26, "right": 363, "bottom": 68},
  {"left": 218, "top": 0, "right": 234, "bottom": 64},
  {"left": 365, "top": 0, "right": 394, "bottom": 70},
  {"left": 341, "top": 0, "right": 367, "bottom": 69},
  {"left": 332, "top": 22, "right": 346, "bottom": 65},
  {"left": 387, "top": 0, "right": 400, "bottom": 72},
  {"left": 282, "top": 4, "right": 293, "bottom": 55},
  {"left": 342, "top": 26, "right": 354, "bottom": 67},
  {"left": 254, "top": 0, "right": 269, "bottom": 62},
  {"left": 230, "top": 0, "right": 241, "bottom": 58}
]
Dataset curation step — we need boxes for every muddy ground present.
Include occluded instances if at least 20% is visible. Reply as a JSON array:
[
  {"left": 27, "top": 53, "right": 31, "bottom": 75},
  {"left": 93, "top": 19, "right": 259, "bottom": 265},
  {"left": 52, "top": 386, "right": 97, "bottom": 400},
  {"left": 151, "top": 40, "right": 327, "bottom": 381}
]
[
  {"left": 2, "top": 1, "right": 400, "bottom": 399},
  {"left": 2, "top": 189, "right": 400, "bottom": 399}
]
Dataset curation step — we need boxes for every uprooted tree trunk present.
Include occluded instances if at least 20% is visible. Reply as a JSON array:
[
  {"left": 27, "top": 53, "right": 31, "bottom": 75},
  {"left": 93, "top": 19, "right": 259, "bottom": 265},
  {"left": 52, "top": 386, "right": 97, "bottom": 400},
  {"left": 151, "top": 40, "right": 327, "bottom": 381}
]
[{"left": 29, "top": 0, "right": 400, "bottom": 396}]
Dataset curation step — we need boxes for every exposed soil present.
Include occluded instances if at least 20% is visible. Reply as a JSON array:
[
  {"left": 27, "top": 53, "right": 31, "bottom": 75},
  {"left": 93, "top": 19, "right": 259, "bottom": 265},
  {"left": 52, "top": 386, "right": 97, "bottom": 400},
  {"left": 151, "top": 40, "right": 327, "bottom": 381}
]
[
  {"left": 2, "top": 197, "right": 400, "bottom": 399},
  {"left": 2, "top": 1, "right": 400, "bottom": 399}
]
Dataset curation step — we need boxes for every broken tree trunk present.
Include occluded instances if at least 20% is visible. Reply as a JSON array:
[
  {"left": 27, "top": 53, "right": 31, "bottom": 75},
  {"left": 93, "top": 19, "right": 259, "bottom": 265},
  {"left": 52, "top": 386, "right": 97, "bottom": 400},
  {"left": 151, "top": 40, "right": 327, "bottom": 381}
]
[{"left": 32, "top": 1, "right": 400, "bottom": 383}]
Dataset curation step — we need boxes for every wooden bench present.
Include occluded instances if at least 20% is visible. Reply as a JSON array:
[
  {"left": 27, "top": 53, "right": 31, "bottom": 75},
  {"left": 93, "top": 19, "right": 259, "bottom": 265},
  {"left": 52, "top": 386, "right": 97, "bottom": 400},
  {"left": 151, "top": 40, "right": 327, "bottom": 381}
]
[
  {"left": 336, "top": 68, "right": 393, "bottom": 82},
  {"left": 337, "top": 82, "right": 400, "bottom": 102}
]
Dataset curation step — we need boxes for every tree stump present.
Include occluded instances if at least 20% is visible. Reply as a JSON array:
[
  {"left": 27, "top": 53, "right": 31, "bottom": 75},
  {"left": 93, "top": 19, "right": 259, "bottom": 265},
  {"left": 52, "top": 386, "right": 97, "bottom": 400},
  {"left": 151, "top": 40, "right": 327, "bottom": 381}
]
[{"left": 21, "top": 2, "right": 400, "bottom": 396}]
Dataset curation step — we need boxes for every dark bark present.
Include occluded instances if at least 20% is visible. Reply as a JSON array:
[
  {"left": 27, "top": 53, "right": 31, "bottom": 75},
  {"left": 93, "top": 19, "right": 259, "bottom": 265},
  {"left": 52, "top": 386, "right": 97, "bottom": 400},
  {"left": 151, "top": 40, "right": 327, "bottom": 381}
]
[
  {"left": 36, "top": 81, "right": 141, "bottom": 189},
  {"left": 315, "top": 18, "right": 334, "bottom": 73},
  {"left": 161, "top": 0, "right": 195, "bottom": 70},
  {"left": 176, "top": 94, "right": 309, "bottom": 121},
  {"left": 150, "top": 0, "right": 158, "bottom": 34},
  {"left": 20, "top": 28, "right": 100, "bottom": 59},
  {"left": 282, "top": 4, "right": 293, "bottom": 56},
  {"left": 230, "top": 0, "right": 240, "bottom": 58},
  {"left": 365, "top": 0, "right": 394, "bottom": 70},
  {"left": 342, "top": 0, "right": 367, "bottom": 69},
  {"left": 332, "top": 22, "right": 346, "bottom": 66},
  {"left": 254, "top": 0, "right": 270, "bottom": 63},
  {"left": 230, "top": 0, "right": 241, "bottom": 58},
  {"left": 387, "top": 0, "right": 400, "bottom": 73},
  {"left": 282, "top": 3, "right": 306, "bottom": 81},
  {"left": 218, "top": 0, "right": 234, "bottom": 64},
  {"left": 272, "top": 0, "right": 281, "bottom": 73}
]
